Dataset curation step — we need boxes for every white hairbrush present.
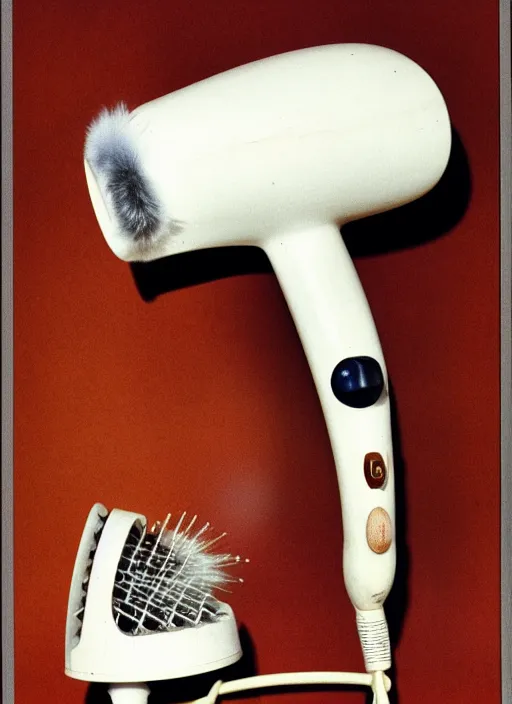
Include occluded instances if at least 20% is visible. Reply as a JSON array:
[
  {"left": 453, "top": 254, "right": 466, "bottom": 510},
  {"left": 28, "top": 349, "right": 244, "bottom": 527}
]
[{"left": 65, "top": 503, "right": 244, "bottom": 701}]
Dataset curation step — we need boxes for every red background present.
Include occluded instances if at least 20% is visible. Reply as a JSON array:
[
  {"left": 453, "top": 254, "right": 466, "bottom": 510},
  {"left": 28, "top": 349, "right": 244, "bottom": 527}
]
[{"left": 14, "top": 2, "right": 501, "bottom": 703}]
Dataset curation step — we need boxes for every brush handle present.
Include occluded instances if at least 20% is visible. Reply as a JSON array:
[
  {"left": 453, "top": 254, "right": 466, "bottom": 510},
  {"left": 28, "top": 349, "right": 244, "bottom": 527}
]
[
  {"left": 263, "top": 224, "right": 395, "bottom": 670},
  {"left": 108, "top": 683, "right": 150, "bottom": 704}
]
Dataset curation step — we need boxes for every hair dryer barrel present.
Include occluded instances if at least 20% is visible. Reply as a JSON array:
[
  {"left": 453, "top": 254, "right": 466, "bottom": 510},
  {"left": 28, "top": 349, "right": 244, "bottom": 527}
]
[{"left": 84, "top": 43, "right": 451, "bottom": 262}]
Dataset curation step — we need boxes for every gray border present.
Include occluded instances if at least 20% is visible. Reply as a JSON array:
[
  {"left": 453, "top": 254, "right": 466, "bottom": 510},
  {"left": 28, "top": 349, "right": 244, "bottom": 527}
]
[
  {"left": 500, "top": 0, "right": 512, "bottom": 700},
  {"left": 1, "top": 0, "right": 14, "bottom": 702},
  {"left": 1, "top": 2, "right": 510, "bottom": 703},
  {"left": 1, "top": 0, "right": 14, "bottom": 699}
]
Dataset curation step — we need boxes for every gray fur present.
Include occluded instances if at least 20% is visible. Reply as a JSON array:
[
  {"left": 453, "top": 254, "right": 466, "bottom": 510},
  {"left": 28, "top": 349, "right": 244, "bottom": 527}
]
[{"left": 84, "top": 104, "right": 161, "bottom": 241}]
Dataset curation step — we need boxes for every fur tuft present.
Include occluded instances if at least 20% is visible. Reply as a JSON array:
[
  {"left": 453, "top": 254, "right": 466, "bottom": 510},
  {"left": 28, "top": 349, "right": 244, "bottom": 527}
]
[{"left": 84, "top": 103, "right": 161, "bottom": 241}]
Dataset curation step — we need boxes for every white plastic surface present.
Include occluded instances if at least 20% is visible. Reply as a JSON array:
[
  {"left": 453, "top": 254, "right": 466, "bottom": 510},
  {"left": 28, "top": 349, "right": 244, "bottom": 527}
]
[
  {"left": 264, "top": 226, "right": 396, "bottom": 616},
  {"left": 65, "top": 502, "right": 109, "bottom": 659},
  {"left": 65, "top": 506, "right": 242, "bottom": 683},
  {"left": 109, "top": 683, "right": 150, "bottom": 704}
]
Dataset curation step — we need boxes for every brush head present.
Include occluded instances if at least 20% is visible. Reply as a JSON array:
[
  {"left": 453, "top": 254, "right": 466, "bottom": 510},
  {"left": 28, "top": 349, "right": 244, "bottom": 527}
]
[
  {"left": 84, "top": 43, "right": 451, "bottom": 263},
  {"left": 65, "top": 504, "right": 244, "bottom": 683},
  {"left": 112, "top": 512, "right": 243, "bottom": 635}
]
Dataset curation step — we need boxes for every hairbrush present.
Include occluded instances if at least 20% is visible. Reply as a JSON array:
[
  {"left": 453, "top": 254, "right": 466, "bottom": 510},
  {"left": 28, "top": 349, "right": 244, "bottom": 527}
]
[{"left": 65, "top": 503, "right": 244, "bottom": 702}]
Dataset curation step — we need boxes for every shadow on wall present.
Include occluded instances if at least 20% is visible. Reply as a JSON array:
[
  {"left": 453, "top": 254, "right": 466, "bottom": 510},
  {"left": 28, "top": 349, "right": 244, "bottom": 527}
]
[
  {"left": 379, "top": 383, "right": 408, "bottom": 704},
  {"left": 81, "top": 127, "right": 470, "bottom": 704},
  {"left": 343, "top": 128, "right": 471, "bottom": 257}
]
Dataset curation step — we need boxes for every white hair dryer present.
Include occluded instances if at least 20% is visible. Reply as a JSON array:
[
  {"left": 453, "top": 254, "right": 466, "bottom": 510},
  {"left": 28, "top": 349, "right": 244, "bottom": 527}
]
[{"left": 83, "top": 42, "right": 451, "bottom": 695}]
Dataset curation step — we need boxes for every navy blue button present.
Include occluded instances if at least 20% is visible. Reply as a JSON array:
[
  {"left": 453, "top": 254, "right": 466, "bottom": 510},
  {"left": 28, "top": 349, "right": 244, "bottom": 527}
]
[{"left": 331, "top": 356, "right": 384, "bottom": 408}]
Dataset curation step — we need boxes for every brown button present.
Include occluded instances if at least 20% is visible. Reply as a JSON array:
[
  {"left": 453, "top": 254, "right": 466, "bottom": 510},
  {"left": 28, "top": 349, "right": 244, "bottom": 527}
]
[
  {"left": 366, "top": 507, "right": 392, "bottom": 554},
  {"left": 364, "top": 452, "right": 387, "bottom": 488}
]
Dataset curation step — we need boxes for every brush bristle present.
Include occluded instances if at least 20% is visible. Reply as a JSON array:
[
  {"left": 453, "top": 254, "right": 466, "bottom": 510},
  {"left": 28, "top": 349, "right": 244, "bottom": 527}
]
[
  {"left": 84, "top": 103, "right": 162, "bottom": 242},
  {"left": 112, "top": 513, "right": 244, "bottom": 636}
]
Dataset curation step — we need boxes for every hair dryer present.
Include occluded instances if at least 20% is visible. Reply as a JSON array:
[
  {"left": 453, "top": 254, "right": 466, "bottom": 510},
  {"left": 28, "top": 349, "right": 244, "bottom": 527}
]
[{"left": 84, "top": 43, "right": 451, "bottom": 680}]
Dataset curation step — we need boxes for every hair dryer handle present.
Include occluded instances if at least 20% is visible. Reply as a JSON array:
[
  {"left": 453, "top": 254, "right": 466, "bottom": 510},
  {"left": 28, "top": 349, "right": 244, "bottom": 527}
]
[{"left": 263, "top": 224, "right": 396, "bottom": 669}]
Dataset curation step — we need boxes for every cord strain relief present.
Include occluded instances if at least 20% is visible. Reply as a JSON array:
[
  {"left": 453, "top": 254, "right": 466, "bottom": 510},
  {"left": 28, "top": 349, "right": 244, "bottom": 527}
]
[{"left": 355, "top": 608, "right": 392, "bottom": 672}]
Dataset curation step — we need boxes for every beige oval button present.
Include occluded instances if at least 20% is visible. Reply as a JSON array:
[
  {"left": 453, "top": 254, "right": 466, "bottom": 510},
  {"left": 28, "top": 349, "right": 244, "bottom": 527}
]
[{"left": 366, "top": 507, "right": 392, "bottom": 554}]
